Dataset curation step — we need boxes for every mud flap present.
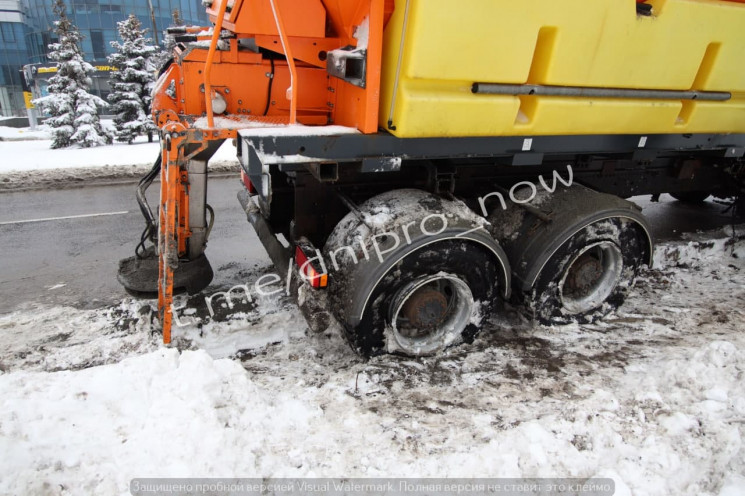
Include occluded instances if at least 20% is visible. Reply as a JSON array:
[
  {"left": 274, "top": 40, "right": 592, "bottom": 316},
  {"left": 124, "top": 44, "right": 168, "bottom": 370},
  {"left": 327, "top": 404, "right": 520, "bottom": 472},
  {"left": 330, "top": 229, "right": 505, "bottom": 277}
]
[
  {"left": 239, "top": 189, "right": 335, "bottom": 333},
  {"left": 294, "top": 275, "right": 334, "bottom": 334}
]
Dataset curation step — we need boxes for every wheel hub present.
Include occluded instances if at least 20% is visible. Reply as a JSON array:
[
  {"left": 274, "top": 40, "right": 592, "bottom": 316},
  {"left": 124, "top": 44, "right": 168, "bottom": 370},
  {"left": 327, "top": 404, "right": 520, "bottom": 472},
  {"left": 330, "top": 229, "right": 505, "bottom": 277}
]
[
  {"left": 564, "top": 253, "right": 603, "bottom": 296},
  {"left": 388, "top": 274, "right": 474, "bottom": 356},
  {"left": 400, "top": 288, "right": 448, "bottom": 333},
  {"left": 559, "top": 241, "right": 624, "bottom": 314}
]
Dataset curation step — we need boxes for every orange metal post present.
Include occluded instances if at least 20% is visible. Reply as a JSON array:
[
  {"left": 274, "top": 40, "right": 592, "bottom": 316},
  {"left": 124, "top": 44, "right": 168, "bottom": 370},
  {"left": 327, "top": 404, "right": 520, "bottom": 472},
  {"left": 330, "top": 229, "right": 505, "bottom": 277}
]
[
  {"left": 156, "top": 127, "right": 237, "bottom": 344},
  {"left": 158, "top": 125, "right": 185, "bottom": 344},
  {"left": 268, "top": 0, "right": 298, "bottom": 124},
  {"left": 205, "top": 0, "right": 229, "bottom": 128},
  {"left": 157, "top": 138, "right": 168, "bottom": 328}
]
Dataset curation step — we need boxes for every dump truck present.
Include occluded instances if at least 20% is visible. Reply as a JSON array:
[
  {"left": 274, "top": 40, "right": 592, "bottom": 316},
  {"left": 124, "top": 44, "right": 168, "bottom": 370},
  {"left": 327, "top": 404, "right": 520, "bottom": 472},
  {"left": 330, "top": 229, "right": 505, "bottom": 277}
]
[{"left": 118, "top": 0, "right": 745, "bottom": 357}]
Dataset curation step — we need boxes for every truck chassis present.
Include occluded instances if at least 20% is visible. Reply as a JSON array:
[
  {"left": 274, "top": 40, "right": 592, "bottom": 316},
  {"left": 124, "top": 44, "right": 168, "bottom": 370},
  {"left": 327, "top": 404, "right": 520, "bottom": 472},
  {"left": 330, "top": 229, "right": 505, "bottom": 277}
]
[{"left": 118, "top": 0, "right": 745, "bottom": 357}]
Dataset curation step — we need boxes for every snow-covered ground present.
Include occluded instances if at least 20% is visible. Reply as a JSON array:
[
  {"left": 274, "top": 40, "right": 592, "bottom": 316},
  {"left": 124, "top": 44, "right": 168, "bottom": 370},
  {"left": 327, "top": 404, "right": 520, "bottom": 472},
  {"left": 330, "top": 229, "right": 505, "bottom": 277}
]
[
  {"left": 1, "top": 132, "right": 160, "bottom": 171},
  {"left": 0, "top": 124, "right": 238, "bottom": 191},
  {"left": 0, "top": 123, "right": 161, "bottom": 171},
  {"left": 1, "top": 123, "right": 744, "bottom": 495},
  {"left": 0, "top": 124, "right": 52, "bottom": 141},
  {"left": 0, "top": 227, "right": 743, "bottom": 495}
]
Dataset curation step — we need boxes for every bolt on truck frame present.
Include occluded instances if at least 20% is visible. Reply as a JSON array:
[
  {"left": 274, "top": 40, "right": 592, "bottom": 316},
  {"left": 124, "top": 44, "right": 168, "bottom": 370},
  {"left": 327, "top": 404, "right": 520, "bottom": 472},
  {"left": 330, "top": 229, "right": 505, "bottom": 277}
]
[{"left": 119, "top": 0, "right": 745, "bottom": 356}]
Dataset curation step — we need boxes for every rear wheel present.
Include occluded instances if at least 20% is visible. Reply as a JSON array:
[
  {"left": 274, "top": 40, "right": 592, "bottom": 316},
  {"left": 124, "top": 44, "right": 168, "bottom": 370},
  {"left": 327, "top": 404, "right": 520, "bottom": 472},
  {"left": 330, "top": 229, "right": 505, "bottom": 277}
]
[
  {"left": 487, "top": 184, "right": 652, "bottom": 326},
  {"left": 528, "top": 217, "right": 648, "bottom": 324},
  {"left": 325, "top": 189, "right": 510, "bottom": 357},
  {"left": 558, "top": 241, "right": 623, "bottom": 314},
  {"left": 346, "top": 240, "right": 500, "bottom": 356}
]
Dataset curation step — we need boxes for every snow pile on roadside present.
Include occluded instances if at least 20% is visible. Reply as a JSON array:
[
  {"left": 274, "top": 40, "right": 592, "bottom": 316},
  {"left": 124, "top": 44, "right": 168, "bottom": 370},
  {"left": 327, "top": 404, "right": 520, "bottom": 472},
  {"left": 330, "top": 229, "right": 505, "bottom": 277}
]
[
  {"left": 0, "top": 135, "right": 159, "bottom": 172},
  {"left": 170, "top": 289, "right": 311, "bottom": 360},
  {"left": 0, "top": 135, "right": 238, "bottom": 173},
  {"left": 0, "top": 160, "right": 240, "bottom": 192},
  {"left": 0, "top": 125, "right": 240, "bottom": 188},
  {"left": 0, "top": 230, "right": 743, "bottom": 495},
  {"left": 0, "top": 163, "right": 153, "bottom": 192},
  {"left": 653, "top": 231, "right": 745, "bottom": 268},
  {"left": 0, "top": 124, "right": 53, "bottom": 141}
]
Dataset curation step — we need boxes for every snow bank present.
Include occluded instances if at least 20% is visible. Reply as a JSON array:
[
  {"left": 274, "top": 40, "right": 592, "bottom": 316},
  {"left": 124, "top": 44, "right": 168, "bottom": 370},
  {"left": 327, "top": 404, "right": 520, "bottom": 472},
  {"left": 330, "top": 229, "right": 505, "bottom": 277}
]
[
  {"left": 653, "top": 231, "right": 745, "bottom": 268},
  {"left": 0, "top": 300, "right": 160, "bottom": 372},
  {"left": 0, "top": 134, "right": 238, "bottom": 173},
  {"left": 0, "top": 349, "right": 269, "bottom": 493},
  {"left": 0, "top": 124, "right": 52, "bottom": 141},
  {"left": 0, "top": 125, "right": 240, "bottom": 190},
  {"left": 1, "top": 331, "right": 743, "bottom": 494},
  {"left": 0, "top": 136, "right": 159, "bottom": 172}
]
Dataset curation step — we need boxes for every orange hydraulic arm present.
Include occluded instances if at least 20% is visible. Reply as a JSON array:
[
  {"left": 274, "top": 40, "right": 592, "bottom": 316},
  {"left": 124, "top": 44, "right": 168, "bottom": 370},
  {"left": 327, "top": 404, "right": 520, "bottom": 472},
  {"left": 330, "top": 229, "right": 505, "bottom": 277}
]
[{"left": 151, "top": 0, "right": 392, "bottom": 343}]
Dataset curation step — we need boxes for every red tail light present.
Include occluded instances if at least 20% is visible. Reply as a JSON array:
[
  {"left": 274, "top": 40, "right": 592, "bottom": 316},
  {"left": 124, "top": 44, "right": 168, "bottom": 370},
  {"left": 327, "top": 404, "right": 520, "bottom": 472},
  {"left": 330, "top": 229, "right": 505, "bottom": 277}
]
[
  {"left": 241, "top": 169, "right": 256, "bottom": 194},
  {"left": 295, "top": 244, "right": 328, "bottom": 288}
]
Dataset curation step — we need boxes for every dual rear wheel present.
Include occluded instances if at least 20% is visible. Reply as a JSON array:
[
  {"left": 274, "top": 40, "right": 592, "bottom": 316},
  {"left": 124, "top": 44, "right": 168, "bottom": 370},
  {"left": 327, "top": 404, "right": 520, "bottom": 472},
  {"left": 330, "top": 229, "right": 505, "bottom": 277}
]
[{"left": 325, "top": 189, "right": 652, "bottom": 357}]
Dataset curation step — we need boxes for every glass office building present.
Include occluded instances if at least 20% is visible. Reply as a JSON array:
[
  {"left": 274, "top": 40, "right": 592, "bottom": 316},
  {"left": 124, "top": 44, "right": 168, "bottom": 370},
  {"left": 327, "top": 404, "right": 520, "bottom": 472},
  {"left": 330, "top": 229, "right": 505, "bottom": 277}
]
[
  {"left": 0, "top": 0, "right": 32, "bottom": 116},
  {"left": 0, "top": 0, "right": 208, "bottom": 117}
]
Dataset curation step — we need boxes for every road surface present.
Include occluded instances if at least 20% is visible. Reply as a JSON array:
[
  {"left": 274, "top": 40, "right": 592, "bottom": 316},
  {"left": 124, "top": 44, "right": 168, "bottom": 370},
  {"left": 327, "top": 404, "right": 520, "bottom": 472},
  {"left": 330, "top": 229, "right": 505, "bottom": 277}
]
[
  {"left": 0, "top": 176, "right": 268, "bottom": 314},
  {"left": 0, "top": 177, "right": 738, "bottom": 314}
]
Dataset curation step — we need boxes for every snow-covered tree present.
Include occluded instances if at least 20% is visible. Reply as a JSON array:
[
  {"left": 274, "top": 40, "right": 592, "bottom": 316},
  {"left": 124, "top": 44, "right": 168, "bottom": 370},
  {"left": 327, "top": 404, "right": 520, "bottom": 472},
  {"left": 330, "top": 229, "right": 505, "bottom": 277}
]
[
  {"left": 33, "top": 0, "right": 111, "bottom": 148},
  {"left": 108, "top": 14, "right": 159, "bottom": 144}
]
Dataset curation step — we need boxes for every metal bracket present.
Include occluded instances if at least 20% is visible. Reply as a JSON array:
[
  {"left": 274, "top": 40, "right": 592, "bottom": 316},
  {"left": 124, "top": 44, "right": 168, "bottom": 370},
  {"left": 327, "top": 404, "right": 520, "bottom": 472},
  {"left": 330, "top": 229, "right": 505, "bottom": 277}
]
[
  {"left": 434, "top": 165, "right": 456, "bottom": 195},
  {"left": 240, "top": 142, "right": 272, "bottom": 217},
  {"left": 306, "top": 162, "right": 339, "bottom": 182},
  {"left": 724, "top": 147, "right": 745, "bottom": 158},
  {"left": 326, "top": 47, "right": 367, "bottom": 88}
]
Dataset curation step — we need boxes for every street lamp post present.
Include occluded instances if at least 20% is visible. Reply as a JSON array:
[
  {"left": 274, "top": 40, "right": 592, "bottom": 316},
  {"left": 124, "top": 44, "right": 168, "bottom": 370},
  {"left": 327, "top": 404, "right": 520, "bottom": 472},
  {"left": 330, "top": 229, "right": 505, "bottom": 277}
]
[{"left": 147, "top": 0, "right": 160, "bottom": 46}]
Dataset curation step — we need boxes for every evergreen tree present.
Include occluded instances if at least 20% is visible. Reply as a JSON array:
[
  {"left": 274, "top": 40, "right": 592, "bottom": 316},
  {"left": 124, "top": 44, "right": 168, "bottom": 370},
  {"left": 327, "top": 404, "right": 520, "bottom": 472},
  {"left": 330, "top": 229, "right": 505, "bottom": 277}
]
[
  {"left": 33, "top": 0, "right": 111, "bottom": 148},
  {"left": 108, "top": 14, "right": 159, "bottom": 144}
]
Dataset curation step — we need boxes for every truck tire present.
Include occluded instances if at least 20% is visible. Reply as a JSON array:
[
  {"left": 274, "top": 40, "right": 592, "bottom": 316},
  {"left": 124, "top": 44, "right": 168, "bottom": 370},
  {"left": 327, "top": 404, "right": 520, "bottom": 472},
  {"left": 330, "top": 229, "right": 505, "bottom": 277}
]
[
  {"left": 488, "top": 184, "right": 652, "bottom": 325},
  {"left": 527, "top": 217, "right": 648, "bottom": 324},
  {"left": 325, "top": 189, "right": 510, "bottom": 357},
  {"left": 344, "top": 239, "right": 500, "bottom": 356}
]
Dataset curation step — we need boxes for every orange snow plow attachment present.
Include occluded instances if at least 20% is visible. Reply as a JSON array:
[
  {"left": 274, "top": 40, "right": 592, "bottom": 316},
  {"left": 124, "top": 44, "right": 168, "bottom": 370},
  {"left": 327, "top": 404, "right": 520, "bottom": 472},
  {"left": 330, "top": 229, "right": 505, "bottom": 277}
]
[{"left": 120, "top": 0, "right": 388, "bottom": 343}]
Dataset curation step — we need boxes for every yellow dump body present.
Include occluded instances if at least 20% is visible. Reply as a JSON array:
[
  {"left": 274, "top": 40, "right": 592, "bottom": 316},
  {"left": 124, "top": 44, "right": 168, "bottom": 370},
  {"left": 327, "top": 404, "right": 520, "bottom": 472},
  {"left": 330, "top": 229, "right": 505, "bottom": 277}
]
[{"left": 379, "top": 0, "right": 745, "bottom": 137}]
